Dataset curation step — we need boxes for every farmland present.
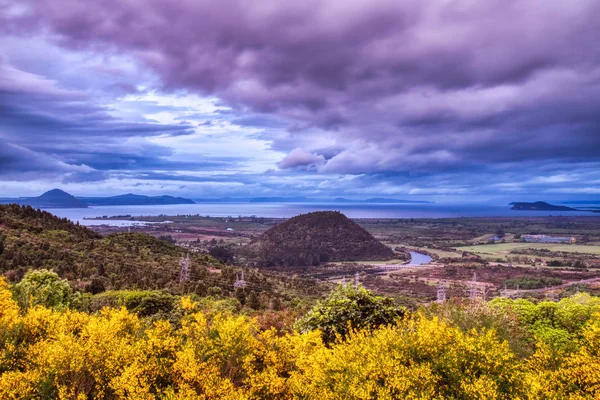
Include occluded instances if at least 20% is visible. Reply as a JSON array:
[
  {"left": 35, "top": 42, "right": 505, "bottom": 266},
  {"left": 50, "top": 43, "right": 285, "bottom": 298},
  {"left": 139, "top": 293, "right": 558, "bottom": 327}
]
[{"left": 456, "top": 243, "right": 600, "bottom": 256}]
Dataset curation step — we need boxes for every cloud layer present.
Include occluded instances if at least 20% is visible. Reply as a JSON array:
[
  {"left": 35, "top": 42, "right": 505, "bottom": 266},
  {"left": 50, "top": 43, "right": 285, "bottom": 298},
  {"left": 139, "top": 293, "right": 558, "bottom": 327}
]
[{"left": 0, "top": 0, "right": 599, "bottom": 198}]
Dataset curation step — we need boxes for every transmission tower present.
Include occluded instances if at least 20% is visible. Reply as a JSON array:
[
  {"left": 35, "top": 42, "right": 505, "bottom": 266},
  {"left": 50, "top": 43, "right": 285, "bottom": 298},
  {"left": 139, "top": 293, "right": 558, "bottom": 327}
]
[
  {"left": 179, "top": 253, "right": 190, "bottom": 283},
  {"left": 436, "top": 282, "right": 447, "bottom": 303},
  {"left": 469, "top": 272, "right": 480, "bottom": 300},
  {"left": 234, "top": 271, "right": 247, "bottom": 289}
]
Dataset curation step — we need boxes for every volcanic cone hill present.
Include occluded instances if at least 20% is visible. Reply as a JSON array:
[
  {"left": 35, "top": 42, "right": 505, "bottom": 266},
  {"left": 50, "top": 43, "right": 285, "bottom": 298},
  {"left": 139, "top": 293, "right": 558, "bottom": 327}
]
[{"left": 244, "top": 211, "right": 395, "bottom": 267}]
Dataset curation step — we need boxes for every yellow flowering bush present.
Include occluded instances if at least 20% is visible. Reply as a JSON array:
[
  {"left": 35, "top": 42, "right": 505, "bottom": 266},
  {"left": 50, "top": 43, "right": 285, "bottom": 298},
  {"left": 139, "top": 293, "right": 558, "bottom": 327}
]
[{"left": 0, "top": 278, "right": 599, "bottom": 399}]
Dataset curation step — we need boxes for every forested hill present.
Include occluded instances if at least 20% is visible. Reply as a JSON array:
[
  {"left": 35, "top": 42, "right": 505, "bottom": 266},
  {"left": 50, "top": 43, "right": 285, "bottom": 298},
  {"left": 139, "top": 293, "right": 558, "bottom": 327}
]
[
  {"left": 0, "top": 205, "right": 221, "bottom": 293},
  {"left": 244, "top": 211, "right": 395, "bottom": 266},
  {"left": 0, "top": 204, "right": 324, "bottom": 301},
  {"left": 0, "top": 204, "right": 219, "bottom": 291}
]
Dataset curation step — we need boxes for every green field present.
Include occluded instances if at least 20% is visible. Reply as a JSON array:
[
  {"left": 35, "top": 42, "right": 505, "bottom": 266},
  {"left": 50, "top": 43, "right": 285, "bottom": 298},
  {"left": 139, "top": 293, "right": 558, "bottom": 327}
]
[{"left": 455, "top": 243, "right": 600, "bottom": 255}]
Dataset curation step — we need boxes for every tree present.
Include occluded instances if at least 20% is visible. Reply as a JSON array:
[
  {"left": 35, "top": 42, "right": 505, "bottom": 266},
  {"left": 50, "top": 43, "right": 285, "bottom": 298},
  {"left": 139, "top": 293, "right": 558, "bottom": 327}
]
[
  {"left": 234, "top": 287, "right": 246, "bottom": 306},
  {"left": 295, "top": 284, "right": 406, "bottom": 343},
  {"left": 13, "top": 269, "right": 72, "bottom": 310},
  {"left": 246, "top": 291, "right": 260, "bottom": 310},
  {"left": 0, "top": 233, "right": 4, "bottom": 255},
  {"left": 209, "top": 245, "right": 234, "bottom": 263},
  {"left": 85, "top": 277, "right": 106, "bottom": 294},
  {"left": 271, "top": 297, "right": 282, "bottom": 311}
]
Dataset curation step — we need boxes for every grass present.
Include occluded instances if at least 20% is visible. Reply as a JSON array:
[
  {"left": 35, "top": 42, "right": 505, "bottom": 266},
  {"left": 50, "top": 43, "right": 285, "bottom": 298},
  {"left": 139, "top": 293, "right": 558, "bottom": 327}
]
[{"left": 455, "top": 243, "right": 600, "bottom": 255}]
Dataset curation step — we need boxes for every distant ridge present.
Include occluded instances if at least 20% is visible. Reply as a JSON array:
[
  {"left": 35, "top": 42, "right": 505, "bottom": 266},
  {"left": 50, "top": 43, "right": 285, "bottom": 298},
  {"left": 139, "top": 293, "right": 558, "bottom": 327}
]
[
  {"left": 334, "top": 197, "right": 433, "bottom": 204},
  {"left": 81, "top": 193, "right": 195, "bottom": 206},
  {"left": 249, "top": 196, "right": 309, "bottom": 203},
  {"left": 1, "top": 190, "right": 195, "bottom": 208},
  {"left": 191, "top": 197, "right": 434, "bottom": 203}
]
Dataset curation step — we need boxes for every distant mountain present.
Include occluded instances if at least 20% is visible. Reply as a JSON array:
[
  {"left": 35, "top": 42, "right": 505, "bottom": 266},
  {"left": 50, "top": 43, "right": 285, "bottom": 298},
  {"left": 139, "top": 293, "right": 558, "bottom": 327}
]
[
  {"left": 81, "top": 193, "right": 195, "bottom": 206},
  {"left": 193, "top": 197, "right": 247, "bottom": 203},
  {"left": 364, "top": 198, "right": 433, "bottom": 204},
  {"left": 563, "top": 201, "right": 600, "bottom": 204},
  {"left": 249, "top": 196, "right": 310, "bottom": 203},
  {"left": 334, "top": 197, "right": 433, "bottom": 204},
  {"left": 190, "top": 196, "right": 434, "bottom": 204},
  {"left": 510, "top": 201, "right": 577, "bottom": 211},
  {"left": 1, "top": 190, "right": 195, "bottom": 208},
  {"left": 18, "top": 189, "right": 88, "bottom": 208},
  {"left": 243, "top": 211, "right": 395, "bottom": 267}
]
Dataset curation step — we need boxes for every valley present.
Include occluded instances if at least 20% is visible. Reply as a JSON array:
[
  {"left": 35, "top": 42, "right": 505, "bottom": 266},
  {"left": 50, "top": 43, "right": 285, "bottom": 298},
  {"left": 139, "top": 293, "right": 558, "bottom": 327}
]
[{"left": 83, "top": 212, "right": 600, "bottom": 304}]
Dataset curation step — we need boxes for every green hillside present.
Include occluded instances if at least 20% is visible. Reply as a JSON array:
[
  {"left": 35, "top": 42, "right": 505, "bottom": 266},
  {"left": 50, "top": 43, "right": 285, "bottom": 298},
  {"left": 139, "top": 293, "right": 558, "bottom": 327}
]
[{"left": 0, "top": 204, "right": 219, "bottom": 290}]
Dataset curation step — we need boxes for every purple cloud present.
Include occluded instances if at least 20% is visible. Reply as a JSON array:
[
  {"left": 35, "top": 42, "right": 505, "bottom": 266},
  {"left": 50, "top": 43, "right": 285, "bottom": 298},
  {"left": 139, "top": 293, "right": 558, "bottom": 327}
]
[
  {"left": 278, "top": 148, "right": 325, "bottom": 170},
  {"left": 1, "top": 0, "right": 599, "bottom": 198},
  {"left": 4, "top": 0, "right": 597, "bottom": 176}
]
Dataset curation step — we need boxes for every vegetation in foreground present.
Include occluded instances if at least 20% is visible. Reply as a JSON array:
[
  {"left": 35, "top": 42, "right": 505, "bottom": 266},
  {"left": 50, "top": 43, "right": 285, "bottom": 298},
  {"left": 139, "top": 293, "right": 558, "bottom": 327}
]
[{"left": 1, "top": 276, "right": 600, "bottom": 399}]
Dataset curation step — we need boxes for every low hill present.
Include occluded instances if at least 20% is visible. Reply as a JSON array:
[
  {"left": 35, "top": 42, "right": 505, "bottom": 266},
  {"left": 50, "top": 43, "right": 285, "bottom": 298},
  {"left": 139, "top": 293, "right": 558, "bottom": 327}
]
[
  {"left": 510, "top": 201, "right": 577, "bottom": 211},
  {"left": 244, "top": 211, "right": 395, "bottom": 267},
  {"left": 19, "top": 189, "right": 88, "bottom": 208},
  {"left": 82, "top": 193, "right": 195, "bottom": 206}
]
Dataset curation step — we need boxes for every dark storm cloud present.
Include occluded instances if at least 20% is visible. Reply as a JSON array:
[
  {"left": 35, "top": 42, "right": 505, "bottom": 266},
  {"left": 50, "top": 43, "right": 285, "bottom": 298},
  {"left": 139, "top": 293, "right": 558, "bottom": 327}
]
[{"left": 4, "top": 0, "right": 599, "bottom": 178}]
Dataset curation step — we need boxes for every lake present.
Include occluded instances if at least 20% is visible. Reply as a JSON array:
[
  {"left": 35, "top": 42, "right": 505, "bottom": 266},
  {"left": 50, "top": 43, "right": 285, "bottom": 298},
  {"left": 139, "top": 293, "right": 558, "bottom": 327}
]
[
  {"left": 43, "top": 202, "right": 599, "bottom": 226},
  {"left": 407, "top": 251, "right": 433, "bottom": 266}
]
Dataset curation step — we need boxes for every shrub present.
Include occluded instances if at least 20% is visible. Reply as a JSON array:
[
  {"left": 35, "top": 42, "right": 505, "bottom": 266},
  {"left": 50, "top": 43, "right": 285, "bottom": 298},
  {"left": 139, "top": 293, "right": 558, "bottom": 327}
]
[
  {"left": 90, "top": 290, "right": 177, "bottom": 317},
  {"left": 295, "top": 284, "right": 406, "bottom": 343},
  {"left": 13, "top": 269, "right": 72, "bottom": 310}
]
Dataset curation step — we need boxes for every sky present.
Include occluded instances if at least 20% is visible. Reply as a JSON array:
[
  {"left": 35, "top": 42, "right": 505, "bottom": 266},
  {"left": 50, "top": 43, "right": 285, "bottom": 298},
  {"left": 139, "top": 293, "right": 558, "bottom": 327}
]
[{"left": 0, "top": 0, "right": 599, "bottom": 202}]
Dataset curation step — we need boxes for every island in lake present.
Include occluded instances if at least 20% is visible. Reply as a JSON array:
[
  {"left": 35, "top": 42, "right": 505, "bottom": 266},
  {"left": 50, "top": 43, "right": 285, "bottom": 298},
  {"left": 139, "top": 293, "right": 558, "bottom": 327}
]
[{"left": 510, "top": 201, "right": 577, "bottom": 211}]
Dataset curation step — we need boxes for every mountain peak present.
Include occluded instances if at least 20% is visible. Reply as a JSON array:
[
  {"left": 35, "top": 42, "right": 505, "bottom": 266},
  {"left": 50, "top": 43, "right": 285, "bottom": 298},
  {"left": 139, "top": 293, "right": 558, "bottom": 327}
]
[
  {"left": 40, "top": 189, "right": 75, "bottom": 198},
  {"left": 22, "top": 189, "right": 88, "bottom": 208}
]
